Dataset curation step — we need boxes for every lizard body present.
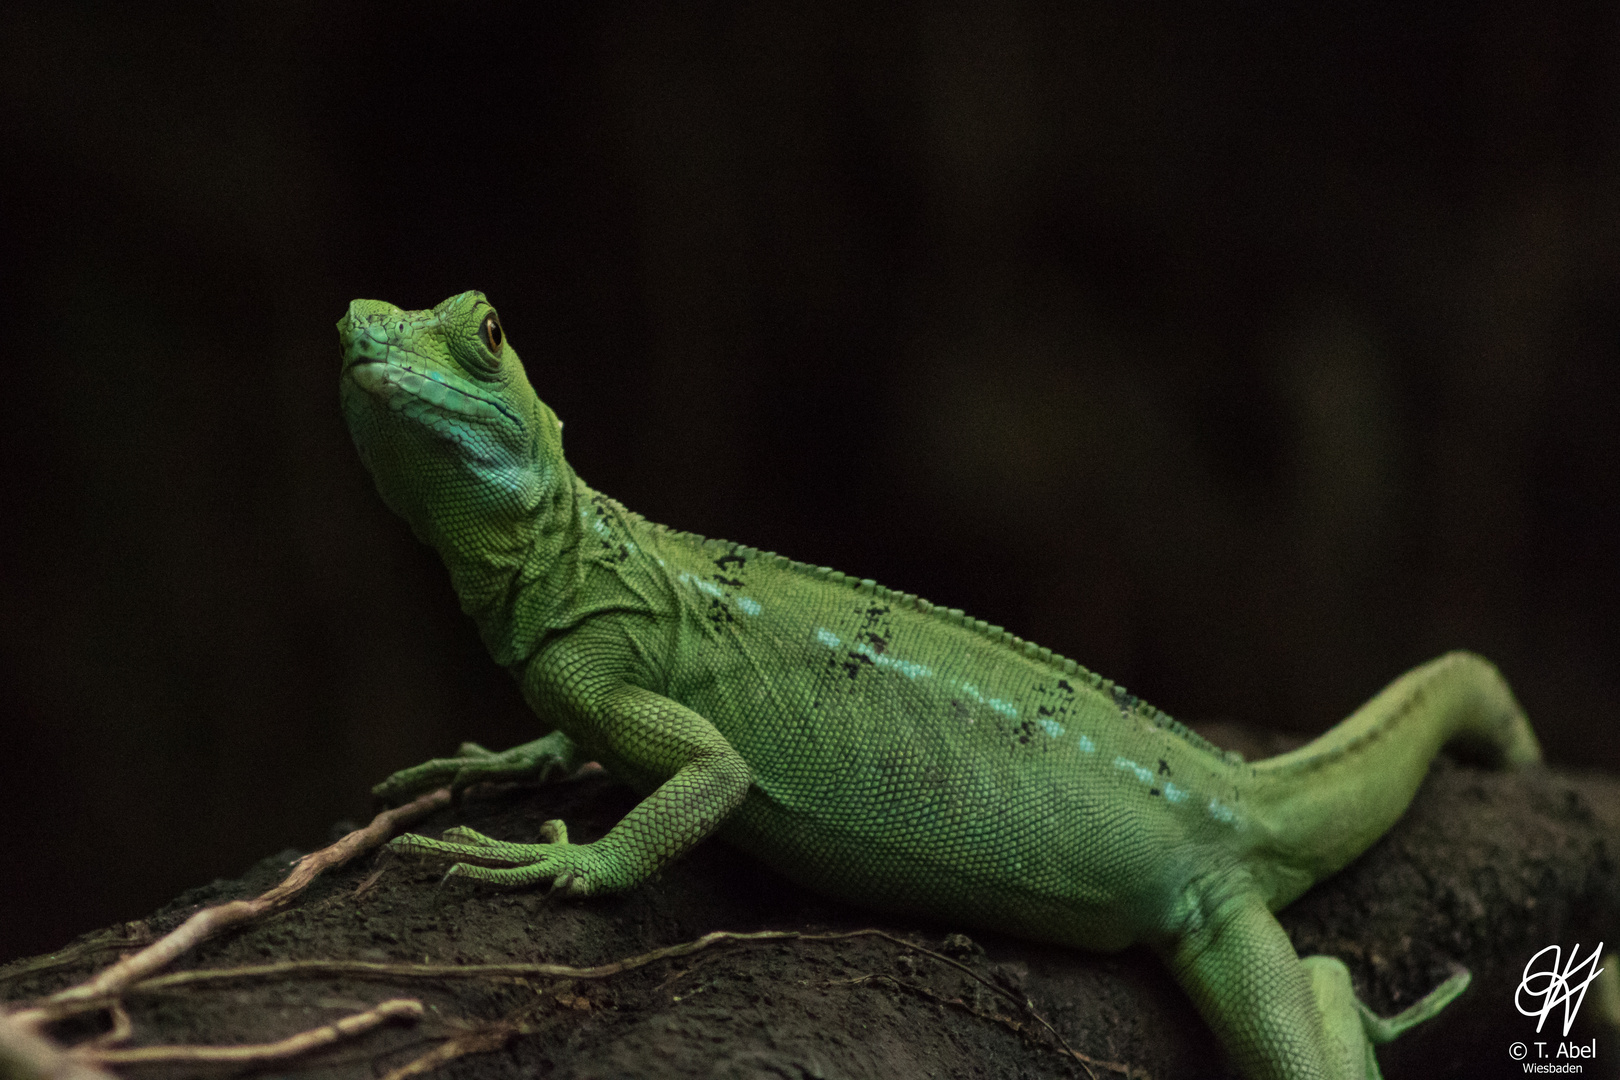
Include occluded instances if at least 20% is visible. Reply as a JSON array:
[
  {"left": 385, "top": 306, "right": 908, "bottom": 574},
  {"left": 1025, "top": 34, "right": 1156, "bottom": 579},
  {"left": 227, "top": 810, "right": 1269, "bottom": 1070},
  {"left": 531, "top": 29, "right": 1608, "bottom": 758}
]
[{"left": 339, "top": 292, "right": 1542, "bottom": 1080}]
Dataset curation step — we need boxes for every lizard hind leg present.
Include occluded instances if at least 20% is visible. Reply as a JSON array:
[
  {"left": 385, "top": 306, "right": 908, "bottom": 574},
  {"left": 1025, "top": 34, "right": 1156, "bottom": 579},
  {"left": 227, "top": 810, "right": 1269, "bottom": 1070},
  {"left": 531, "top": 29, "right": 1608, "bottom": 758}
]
[{"left": 1158, "top": 873, "right": 1464, "bottom": 1080}]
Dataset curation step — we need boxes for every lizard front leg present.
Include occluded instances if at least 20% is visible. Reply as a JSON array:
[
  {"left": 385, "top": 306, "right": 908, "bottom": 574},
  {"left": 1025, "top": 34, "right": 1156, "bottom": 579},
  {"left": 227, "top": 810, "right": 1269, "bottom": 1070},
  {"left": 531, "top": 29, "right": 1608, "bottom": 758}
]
[{"left": 387, "top": 683, "right": 752, "bottom": 896}]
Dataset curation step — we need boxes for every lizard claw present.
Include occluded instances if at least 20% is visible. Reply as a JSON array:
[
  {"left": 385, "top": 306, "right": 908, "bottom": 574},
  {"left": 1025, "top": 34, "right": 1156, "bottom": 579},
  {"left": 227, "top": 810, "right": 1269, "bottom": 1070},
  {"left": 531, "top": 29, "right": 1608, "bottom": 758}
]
[{"left": 389, "top": 817, "right": 605, "bottom": 894}]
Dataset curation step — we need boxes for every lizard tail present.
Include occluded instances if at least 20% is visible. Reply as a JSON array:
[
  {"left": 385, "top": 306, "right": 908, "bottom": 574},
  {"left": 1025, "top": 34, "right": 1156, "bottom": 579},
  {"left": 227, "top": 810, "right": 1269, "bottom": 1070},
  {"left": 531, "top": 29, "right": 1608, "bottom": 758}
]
[{"left": 1244, "top": 650, "right": 1540, "bottom": 908}]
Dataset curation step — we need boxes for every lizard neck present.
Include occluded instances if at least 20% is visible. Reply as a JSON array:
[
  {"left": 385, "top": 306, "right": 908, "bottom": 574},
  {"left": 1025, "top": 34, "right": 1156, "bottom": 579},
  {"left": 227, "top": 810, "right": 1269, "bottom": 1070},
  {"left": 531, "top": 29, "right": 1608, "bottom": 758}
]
[{"left": 435, "top": 459, "right": 585, "bottom": 668}]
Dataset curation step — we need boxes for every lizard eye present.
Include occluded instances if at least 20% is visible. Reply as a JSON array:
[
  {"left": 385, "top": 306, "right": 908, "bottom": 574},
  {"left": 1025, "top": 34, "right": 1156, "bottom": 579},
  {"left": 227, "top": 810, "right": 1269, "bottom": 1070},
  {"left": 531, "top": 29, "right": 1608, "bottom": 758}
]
[{"left": 478, "top": 312, "right": 505, "bottom": 355}]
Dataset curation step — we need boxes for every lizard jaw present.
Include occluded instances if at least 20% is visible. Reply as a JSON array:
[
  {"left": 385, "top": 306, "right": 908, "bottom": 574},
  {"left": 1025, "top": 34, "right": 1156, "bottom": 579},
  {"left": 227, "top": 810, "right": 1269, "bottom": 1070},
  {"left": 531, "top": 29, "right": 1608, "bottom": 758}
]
[{"left": 346, "top": 359, "right": 515, "bottom": 423}]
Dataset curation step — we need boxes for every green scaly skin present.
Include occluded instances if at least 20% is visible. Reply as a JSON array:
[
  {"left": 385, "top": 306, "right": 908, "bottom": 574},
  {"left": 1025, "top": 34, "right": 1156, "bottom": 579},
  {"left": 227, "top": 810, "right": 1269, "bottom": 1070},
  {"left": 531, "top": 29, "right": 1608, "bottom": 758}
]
[{"left": 339, "top": 292, "right": 1544, "bottom": 1080}]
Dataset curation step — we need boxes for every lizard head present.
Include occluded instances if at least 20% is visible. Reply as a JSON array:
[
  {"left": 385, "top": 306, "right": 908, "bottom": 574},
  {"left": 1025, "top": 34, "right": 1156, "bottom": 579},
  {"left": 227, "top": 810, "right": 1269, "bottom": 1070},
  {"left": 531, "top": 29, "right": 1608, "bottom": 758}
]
[{"left": 337, "top": 292, "right": 567, "bottom": 553}]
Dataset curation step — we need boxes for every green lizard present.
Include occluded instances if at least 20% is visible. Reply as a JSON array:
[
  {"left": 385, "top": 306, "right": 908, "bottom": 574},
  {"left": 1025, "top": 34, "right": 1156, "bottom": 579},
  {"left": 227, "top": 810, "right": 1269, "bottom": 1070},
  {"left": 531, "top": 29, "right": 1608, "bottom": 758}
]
[{"left": 339, "top": 291, "right": 1543, "bottom": 1080}]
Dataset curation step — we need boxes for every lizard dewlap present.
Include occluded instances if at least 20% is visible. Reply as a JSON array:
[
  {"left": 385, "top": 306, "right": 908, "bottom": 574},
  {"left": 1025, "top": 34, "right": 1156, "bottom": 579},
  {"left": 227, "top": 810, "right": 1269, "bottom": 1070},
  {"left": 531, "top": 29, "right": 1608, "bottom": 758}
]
[{"left": 338, "top": 291, "right": 1543, "bottom": 1080}]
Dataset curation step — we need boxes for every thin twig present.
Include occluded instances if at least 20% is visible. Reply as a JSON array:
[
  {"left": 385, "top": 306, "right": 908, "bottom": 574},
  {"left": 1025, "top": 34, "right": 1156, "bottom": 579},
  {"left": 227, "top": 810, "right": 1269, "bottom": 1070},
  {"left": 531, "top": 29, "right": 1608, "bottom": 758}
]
[
  {"left": 0, "top": 1012, "right": 118, "bottom": 1080},
  {"left": 38, "top": 929, "right": 803, "bottom": 1006},
  {"left": 6, "top": 787, "right": 451, "bottom": 1029},
  {"left": 852, "top": 929, "right": 1087, "bottom": 1065},
  {"left": 22, "top": 927, "right": 1118, "bottom": 1074},
  {"left": 83, "top": 1002, "right": 132, "bottom": 1050},
  {"left": 69, "top": 999, "right": 423, "bottom": 1066},
  {"left": 0, "top": 930, "right": 153, "bottom": 986},
  {"left": 836, "top": 973, "right": 1120, "bottom": 1080},
  {"left": 375, "top": 1021, "right": 525, "bottom": 1080},
  {"left": 351, "top": 866, "right": 388, "bottom": 900},
  {"left": 652, "top": 951, "right": 725, "bottom": 992}
]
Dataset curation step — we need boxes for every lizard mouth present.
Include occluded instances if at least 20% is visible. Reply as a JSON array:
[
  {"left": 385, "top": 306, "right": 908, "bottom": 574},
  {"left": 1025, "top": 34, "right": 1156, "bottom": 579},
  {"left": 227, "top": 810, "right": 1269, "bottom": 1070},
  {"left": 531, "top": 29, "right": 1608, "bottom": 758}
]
[{"left": 345, "top": 359, "right": 519, "bottom": 424}]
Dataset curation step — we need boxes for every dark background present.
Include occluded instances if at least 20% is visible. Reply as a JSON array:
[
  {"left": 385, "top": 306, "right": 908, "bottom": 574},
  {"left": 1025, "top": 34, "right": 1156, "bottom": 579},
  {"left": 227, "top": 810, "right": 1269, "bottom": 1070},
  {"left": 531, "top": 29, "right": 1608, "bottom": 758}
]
[{"left": 2, "top": 1, "right": 1617, "bottom": 964}]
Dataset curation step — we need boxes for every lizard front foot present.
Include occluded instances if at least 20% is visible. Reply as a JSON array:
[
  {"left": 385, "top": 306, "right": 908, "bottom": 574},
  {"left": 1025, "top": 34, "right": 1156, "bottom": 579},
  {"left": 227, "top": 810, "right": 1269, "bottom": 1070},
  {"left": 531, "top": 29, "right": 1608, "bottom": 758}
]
[
  {"left": 388, "top": 819, "right": 607, "bottom": 895},
  {"left": 372, "top": 731, "right": 586, "bottom": 805}
]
